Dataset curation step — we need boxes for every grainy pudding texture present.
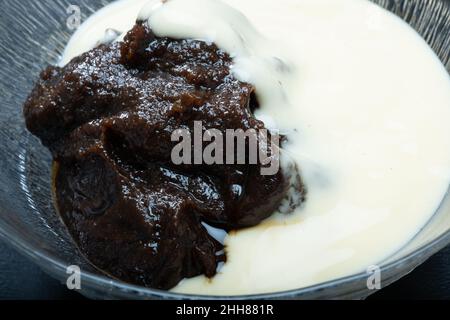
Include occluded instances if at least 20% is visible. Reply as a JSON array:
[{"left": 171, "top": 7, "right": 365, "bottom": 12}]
[{"left": 23, "top": 22, "right": 305, "bottom": 290}]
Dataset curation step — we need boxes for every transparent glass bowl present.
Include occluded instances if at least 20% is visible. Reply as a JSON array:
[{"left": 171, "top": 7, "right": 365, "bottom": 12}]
[{"left": 0, "top": 0, "right": 449, "bottom": 300}]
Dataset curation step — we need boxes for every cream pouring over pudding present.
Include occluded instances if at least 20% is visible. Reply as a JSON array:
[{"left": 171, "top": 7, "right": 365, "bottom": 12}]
[{"left": 25, "top": 0, "right": 450, "bottom": 295}]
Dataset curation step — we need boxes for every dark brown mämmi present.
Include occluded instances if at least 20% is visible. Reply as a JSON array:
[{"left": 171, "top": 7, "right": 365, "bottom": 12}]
[{"left": 23, "top": 23, "right": 305, "bottom": 289}]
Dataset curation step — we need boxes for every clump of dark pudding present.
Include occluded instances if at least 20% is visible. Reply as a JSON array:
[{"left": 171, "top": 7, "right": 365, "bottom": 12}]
[{"left": 23, "top": 23, "right": 305, "bottom": 290}]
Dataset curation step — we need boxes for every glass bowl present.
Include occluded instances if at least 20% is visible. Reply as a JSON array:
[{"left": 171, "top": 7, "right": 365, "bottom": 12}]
[{"left": 0, "top": 0, "right": 449, "bottom": 300}]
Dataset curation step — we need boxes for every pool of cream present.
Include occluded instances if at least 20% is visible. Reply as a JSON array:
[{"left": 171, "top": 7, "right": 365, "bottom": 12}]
[{"left": 61, "top": 0, "right": 450, "bottom": 295}]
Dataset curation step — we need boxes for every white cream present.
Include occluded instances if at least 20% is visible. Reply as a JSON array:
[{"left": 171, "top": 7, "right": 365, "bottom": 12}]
[{"left": 61, "top": 0, "right": 450, "bottom": 295}]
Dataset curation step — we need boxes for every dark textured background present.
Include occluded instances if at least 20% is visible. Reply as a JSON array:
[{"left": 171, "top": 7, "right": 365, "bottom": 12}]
[{"left": 0, "top": 239, "right": 449, "bottom": 300}]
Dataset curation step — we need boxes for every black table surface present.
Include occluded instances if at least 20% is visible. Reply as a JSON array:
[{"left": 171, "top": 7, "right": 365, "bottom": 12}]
[{"left": 0, "top": 239, "right": 449, "bottom": 300}]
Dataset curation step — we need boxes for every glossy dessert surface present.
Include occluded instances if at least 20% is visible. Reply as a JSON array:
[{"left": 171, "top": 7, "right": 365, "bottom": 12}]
[{"left": 24, "top": 21, "right": 303, "bottom": 289}]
